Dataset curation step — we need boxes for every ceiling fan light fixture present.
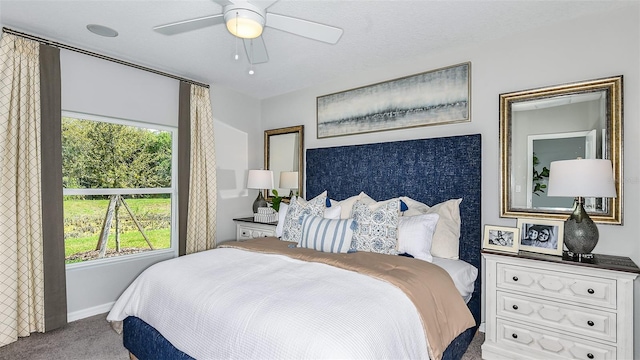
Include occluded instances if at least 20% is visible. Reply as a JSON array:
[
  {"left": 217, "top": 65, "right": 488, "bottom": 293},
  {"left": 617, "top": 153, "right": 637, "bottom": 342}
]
[{"left": 225, "top": 8, "right": 265, "bottom": 39}]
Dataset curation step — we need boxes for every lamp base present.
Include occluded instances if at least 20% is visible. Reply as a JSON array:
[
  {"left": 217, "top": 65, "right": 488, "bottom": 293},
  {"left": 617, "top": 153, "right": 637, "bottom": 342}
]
[
  {"left": 252, "top": 191, "right": 267, "bottom": 214},
  {"left": 563, "top": 198, "right": 599, "bottom": 257},
  {"left": 565, "top": 251, "right": 594, "bottom": 261}
]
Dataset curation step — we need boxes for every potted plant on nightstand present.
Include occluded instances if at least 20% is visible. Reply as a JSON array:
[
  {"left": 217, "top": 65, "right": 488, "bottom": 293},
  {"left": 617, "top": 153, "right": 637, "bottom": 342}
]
[{"left": 270, "top": 189, "right": 283, "bottom": 212}]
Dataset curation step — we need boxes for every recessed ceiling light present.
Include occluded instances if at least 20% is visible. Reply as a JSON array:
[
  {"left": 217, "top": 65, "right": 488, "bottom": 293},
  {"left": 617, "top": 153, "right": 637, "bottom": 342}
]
[{"left": 87, "top": 24, "right": 118, "bottom": 38}]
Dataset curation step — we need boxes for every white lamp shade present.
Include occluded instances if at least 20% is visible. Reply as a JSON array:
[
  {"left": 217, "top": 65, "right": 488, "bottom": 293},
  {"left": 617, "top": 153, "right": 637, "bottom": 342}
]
[
  {"left": 547, "top": 159, "right": 616, "bottom": 198},
  {"left": 247, "top": 170, "right": 273, "bottom": 190},
  {"left": 279, "top": 171, "right": 299, "bottom": 189}
]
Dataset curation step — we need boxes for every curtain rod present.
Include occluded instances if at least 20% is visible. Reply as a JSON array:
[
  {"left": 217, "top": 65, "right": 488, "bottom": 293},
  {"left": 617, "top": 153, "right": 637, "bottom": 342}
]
[{"left": 2, "top": 27, "right": 210, "bottom": 89}]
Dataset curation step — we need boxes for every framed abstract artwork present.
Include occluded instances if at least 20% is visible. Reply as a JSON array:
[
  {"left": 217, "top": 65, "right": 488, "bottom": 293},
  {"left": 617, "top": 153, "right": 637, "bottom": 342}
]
[{"left": 316, "top": 62, "right": 470, "bottom": 138}]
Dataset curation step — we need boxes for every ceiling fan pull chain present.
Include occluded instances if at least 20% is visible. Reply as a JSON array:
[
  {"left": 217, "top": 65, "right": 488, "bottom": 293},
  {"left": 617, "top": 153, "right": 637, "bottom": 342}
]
[
  {"left": 234, "top": 12, "right": 240, "bottom": 60},
  {"left": 249, "top": 39, "right": 255, "bottom": 75}
]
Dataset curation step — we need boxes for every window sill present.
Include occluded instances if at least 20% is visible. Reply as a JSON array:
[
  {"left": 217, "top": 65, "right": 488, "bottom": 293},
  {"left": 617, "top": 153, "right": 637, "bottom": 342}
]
[{"left": 65, "top": 248, "right": 176, "bottom": 271}]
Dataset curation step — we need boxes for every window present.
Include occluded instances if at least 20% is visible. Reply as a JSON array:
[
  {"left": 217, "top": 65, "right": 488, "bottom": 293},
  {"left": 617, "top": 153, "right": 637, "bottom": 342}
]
[{"left": 62, "top": 112, "right": 177, "bottom": 265}]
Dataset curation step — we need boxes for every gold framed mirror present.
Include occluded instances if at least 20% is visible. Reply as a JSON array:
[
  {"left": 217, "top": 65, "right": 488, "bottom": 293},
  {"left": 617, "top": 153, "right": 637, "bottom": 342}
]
[
  {"left": 264, "top": 125, "right": 304, "bottom": 200},
  {"left": 500, "top": 76, "right": 622, "bottom": 224}
]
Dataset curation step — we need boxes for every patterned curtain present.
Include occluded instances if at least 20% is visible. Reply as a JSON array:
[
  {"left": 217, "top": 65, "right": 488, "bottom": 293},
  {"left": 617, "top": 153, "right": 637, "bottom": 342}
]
[
  {"left": 0, "top": 34, "right": 45, "bottom": 347},
  {"left": 185, "top": 85, "right": 217, "bottom": 254}
]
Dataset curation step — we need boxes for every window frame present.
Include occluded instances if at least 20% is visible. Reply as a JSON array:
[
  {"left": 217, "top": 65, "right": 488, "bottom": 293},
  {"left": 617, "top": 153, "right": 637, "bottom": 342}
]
[{"left": 62, "top": 111, "right": 179, "bottom": 269}]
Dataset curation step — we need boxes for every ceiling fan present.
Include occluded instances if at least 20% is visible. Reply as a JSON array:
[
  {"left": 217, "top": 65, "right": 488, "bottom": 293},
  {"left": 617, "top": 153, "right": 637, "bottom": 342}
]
[{"left": 153, "top": 0, "right": 343, "bottom": 65}]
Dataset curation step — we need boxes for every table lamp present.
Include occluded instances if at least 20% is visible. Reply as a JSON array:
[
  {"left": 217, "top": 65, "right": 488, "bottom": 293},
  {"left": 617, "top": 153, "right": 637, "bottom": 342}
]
[
  {"left": 247, "top": 169, "right": 274, "bottom": 213},
  {"left": 547, "top": 158, "right": 616, "bottom": 260},
  {"left": 279, "top": 171, "right": 299, "bottom": 197}
]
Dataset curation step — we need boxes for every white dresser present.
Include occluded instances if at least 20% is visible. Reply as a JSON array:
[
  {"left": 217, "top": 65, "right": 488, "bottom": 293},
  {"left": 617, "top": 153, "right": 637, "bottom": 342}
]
[
  {"left": 233, "top": 217, "right": 277, "bottom": 241},
  {"left": 482, "top": 251, "right": 639, "bottom": 360}
]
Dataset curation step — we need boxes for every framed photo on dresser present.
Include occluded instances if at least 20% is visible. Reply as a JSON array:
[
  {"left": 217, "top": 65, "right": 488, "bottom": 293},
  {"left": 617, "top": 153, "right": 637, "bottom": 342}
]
[
  {"left": 483, "top": 225, "right": 520, "bottom": 253},
  {"left": 517, "top": 218, "right": 564, "bottom": 256}
]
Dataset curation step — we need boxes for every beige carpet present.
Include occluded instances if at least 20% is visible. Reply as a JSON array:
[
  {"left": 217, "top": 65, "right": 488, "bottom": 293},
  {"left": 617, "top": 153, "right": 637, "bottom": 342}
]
[{"left": 0, "top": 313, "right": 484, "bottom": 359}]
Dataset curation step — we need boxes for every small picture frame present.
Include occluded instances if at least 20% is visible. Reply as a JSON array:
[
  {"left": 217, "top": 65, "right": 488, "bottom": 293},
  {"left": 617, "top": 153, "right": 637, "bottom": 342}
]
[
  {"left": 483, "top": 225, "right": 520, "bottom": 253},
  {"left": 516, "top": 218, "right": 564, "bottom": 256}
]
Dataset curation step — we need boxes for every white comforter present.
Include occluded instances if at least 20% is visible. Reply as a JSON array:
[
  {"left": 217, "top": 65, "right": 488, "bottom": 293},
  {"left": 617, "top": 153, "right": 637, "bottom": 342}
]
[{"left": 107, "top": 247, "right": 429, "bottom": 359}]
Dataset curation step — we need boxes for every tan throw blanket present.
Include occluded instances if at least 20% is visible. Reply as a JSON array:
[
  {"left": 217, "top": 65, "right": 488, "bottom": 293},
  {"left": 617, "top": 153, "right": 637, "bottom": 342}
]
[{"left": 220, "top": 238, "right": 475, "bottom": 360}]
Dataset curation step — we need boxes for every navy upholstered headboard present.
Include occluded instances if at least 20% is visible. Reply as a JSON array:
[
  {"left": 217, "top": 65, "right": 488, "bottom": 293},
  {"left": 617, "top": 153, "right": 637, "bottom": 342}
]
[{"left": 306, "top": 134, "right": 482, "bottom": 324}]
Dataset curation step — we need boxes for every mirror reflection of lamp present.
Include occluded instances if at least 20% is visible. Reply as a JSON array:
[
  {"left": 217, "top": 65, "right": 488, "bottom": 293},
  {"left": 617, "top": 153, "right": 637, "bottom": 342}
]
[
  {"left": 279, "top": 171, "right": 299, "bottom": 197},
  {"left": 247, "top": 170, "right": 274, "bottom": 214},
  {"left": 547, "top": 158, "right": 616, "bottom": 260}
]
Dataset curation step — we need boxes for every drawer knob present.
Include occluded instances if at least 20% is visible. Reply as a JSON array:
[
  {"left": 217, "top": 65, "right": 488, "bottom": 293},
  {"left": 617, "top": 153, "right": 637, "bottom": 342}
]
[
  {"left": 512, "top": 276, "right": 519, "bottom": 281},
  {"left": 587, "top": 353, "right": 594, "bottom": 359},
  {"left": 587, "top": 320, "right": 594, "bottom": 327},
  {"left": 587, "top": 288, "right": 595, "bottom": 294},
  {"left": 512, "top": 333, "right": 518, "bottom": 339},
  {"left": 512, "top": 305, "right": 519, "bottom": 310}
]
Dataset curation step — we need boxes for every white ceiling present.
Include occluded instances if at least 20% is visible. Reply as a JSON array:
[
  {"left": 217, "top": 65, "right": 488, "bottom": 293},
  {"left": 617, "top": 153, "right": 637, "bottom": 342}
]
[{"left": 0, "top": 0, "right": 629, "bottom": 99}]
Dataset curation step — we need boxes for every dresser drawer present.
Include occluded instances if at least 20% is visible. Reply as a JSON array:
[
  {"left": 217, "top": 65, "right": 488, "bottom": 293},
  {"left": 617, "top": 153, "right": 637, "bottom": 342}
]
[
  {"left": 237, "top": 227, "right": 276, "bottom": 241},
  {"left": 497, "top": 291, "right": 616, "bottom": 342},
  {"left": 496, "top": 319, "right": 616, "bottom": 360},
  {"left": 497, "top": 263, "right": 617, "bottom": 309}
]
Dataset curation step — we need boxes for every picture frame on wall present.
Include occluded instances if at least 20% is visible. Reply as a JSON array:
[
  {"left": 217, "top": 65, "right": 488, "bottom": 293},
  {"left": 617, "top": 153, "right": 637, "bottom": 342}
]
[
  {"left": 516, "top": 218, "right": 564, "bottom": 256},
  {"left": 482, "top": 225, "right": 520, "bottom": 253},
  {"left": 316, "top": 62, "right": 471, "bottom": 138}
]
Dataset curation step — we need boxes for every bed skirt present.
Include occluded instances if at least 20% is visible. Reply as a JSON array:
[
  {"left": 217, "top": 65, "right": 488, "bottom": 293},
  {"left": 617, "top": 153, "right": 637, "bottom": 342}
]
[
  {"left": 123, "top": 316, "right": 194, "bottom": 360},
  {"left": 122, "top": 315, "right": 478, "bottom": 360}
]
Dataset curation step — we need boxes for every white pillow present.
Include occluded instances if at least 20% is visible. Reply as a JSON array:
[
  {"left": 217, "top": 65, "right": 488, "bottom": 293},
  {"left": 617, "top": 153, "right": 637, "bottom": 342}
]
[
  {"left": 397, "top": 213, "right": 439, "bottom": 262},
  {"left": 298, "top": 215, "right": 355, "bottom": 253},
  {"left": 400, "top": 197, "right": 462, "bottom": 259},
  {"left": 324, "top": 204, "right": 342, "bottom": 219},
  {"left": 281, "top": 192, "right": 327, "bottom": 243},
  {"left": 329, "top": 192, "right": 365, "bottom": 219},
  {"left": 275, "top": 202, "right": 289, "bottom": 237},
  {"left": 431, "top": 257, "right": 478, "bottom": 302}
]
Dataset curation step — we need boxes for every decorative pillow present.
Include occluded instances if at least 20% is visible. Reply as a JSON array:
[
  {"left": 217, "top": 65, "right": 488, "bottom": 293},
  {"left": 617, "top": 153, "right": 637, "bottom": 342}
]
[
  {"left": 295, "top": 190, "right": 327, "bottom": 205},
  {"left": 281, "top": 192, "right": 327, "bottom": 243},
  {"left": 400, "top": 197, "right": 462, "bottom": 259},
  {"left": 359, "top": 192, "right": 402, "bottom": 211},
  {"left": 350, "top": 199, "right": 400, "bottom": 255},
  {"left": 329, "top": 192, "right": 365, "bottom": 219},
  {"left": 397, "top": 213, "right": 439, "bottom": 262},
  {"left": 324, "top": 205, "right": 342, "bottom": 220},
  {"left": 275, "top": 202, "right": 289, "bottom": 237},
  {"left": 400, "top": 196, "right": 430, "bottom": 215},
  {"left": 298, "top": 215, "right": 355, "bottom": 253}
]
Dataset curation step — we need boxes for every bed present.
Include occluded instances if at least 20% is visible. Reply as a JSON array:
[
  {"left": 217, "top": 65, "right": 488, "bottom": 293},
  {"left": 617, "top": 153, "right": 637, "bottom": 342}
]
[{"left": 108, "top": 134, "right": 482, "bottom": 360}]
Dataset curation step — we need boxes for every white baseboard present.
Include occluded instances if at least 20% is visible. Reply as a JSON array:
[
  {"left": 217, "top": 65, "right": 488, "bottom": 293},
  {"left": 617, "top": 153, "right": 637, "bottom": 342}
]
[
  {"left": 479, "top": 322, "right": 486, "bottom": 333},
  {"left": 67, "top": 302, "right": 115, "bottom": 323}
]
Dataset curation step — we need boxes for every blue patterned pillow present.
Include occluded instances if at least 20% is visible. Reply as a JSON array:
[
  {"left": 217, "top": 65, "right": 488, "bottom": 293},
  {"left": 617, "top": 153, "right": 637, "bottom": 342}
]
[
  {"left": 350, "top": 199, "right": 400, "bottom": 255},
  {"left": 281, "top": 193, "right": 326, "bottom": 243},
  {"left": 298, "top": 215, "right": 356, "bottom": 253}
]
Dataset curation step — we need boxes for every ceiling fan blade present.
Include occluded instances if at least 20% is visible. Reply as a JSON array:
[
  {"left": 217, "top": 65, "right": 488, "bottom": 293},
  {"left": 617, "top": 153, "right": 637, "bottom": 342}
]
[
  {"left": 266, "top": 13, "right": 343, "bottom": 44},
  {"left": 154, "top": 14, "right": 225, "bottom": 35},
  {"left": 244, "top": 37, "right": 269, "bottom": 64}
]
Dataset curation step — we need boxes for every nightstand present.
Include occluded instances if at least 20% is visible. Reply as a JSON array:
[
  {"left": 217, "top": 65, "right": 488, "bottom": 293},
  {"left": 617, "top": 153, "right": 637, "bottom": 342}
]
[
  {"left": 233, "top": 217, "right": 278, "bottom": 241},
  {"left": 482, "top": 250, "right": 639, "bottom": 360}
]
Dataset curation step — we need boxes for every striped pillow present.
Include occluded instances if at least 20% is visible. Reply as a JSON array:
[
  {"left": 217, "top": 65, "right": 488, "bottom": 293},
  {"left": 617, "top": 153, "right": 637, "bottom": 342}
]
[{"left": 298, "top": 215, "right": 356, "bottom": 253}]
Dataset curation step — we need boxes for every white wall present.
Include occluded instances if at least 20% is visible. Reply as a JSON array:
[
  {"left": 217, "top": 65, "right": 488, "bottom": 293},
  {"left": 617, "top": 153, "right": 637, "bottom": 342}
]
[
  {"left": 261, "top": 4, "right": 640, "bottom": 357},
  {"left": 211, "top": 85, "right": 263, "bottom": 244},
  {"left": 61, "top": 49, "right": 261, "bottom": 319}
]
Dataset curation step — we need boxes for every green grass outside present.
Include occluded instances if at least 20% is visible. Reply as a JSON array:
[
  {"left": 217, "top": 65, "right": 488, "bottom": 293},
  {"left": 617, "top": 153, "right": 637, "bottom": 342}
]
[{"left": 64, "top": 198, "right": 171, "bottom": 264}]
